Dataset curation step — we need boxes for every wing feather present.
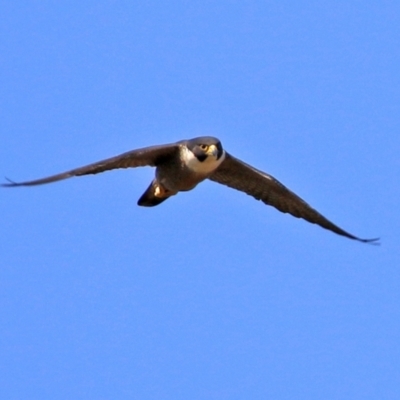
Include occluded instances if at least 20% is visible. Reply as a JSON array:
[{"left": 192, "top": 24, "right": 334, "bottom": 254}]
[
  {"left": 2, "top": 143, "right": 179, "bottom": 187},
  {"left": 209, "top": 153, "right": 378, "bottom": 243}
]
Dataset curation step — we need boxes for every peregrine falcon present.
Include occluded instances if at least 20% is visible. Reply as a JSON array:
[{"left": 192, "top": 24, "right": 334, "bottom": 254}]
[{"left": 2, "top": 136, "right": 378, "bottom": 243}]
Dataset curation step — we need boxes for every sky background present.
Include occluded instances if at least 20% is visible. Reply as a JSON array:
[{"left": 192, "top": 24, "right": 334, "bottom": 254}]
[{"left": 0, "top": 2, "right": 399, "bottom": 399}]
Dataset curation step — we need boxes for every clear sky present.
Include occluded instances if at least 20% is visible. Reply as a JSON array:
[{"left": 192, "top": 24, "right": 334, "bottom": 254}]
[{"left": 1, "top": 2, "right": 399, "bottom": 399}]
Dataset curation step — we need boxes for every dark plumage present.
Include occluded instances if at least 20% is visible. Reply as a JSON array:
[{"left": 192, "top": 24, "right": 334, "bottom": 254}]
[{"left": 2, "top": 136, "right": 378, "bottom": 243}]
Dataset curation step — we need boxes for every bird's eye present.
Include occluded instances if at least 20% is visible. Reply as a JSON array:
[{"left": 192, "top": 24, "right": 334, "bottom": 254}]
[{"left": 199, "top": 144, "right": 208, "bottom": 151}]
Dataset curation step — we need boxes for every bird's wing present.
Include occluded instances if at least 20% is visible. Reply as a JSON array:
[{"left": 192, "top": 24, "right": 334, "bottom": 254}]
[
  {"left": 2, "top": 143, "right": 180, "bottom": 187},
  {"left": 209, "top": 152, "right": 378, "bottom": 243}
]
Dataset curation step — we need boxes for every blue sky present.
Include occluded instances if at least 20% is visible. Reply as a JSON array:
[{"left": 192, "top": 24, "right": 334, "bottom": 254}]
[{"left": 1, "top": 2, "right": 399, "bottom": 399}]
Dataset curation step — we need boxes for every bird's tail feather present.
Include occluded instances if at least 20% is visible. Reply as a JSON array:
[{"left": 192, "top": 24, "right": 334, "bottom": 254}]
[{"left": 137, "top": 180, "right": 171, "bottom": 207}]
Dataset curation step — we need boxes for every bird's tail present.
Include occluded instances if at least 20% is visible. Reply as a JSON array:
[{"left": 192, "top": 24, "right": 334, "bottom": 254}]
[{"left": 137, "top": 180, "right": 173, "bottom": 207}]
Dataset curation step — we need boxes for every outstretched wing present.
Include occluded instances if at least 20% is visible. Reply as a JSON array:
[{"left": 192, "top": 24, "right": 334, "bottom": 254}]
[
  {"left": 2, "top": 143, "right": 180, "bottom": 187},
  {"left": 209, "top": 152, "right": 378, "bottom": 243}
]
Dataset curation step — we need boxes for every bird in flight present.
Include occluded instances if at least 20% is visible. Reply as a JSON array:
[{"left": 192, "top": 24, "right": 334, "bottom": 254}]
[{"left": 2, "top": 136, "right": 378, "bottom": 243}]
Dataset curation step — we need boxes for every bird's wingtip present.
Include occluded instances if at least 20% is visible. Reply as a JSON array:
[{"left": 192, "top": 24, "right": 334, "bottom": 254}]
[
  {"left": 1, "top": 177, "right": 20, "bottom": 187},
  {"left": 359, "top": 237, "right": 380, "bottom": 245}
]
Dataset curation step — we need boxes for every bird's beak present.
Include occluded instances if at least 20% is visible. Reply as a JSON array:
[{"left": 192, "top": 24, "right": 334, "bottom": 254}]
[{"left": 206, "top": 144, "right": 219, "bottom": 158}]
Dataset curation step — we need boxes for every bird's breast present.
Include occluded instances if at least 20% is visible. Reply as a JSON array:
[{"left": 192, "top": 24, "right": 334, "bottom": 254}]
[{"left": 154, "top": 147, "right": 225, "bottom": 192}]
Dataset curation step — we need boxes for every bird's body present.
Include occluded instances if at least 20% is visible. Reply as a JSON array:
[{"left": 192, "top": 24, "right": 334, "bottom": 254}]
[
  {"left": 156, "top": 142, "right": 225, "bottom": 192},
  {"left": 2, "top": 136, "right": 378, "bottom": 243},
  {"left": 137, "top": 138, "right": 225, "bottom": 206}
]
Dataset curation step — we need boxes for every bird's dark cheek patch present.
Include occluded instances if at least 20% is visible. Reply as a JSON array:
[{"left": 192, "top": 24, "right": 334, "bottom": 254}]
[
  {"left": 192, "top": 147, "right": 208, "bottom": 162},
  {"left": 195, "top": 154, "right": 207, "bottom": 162},
  {"left": 216, "top": 143, "right": 223, "bottom": 159}
]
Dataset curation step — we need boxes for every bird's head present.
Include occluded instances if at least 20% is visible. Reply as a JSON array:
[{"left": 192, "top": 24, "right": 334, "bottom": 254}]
[
  {"left": 180, "top": 136, "right": 225, "bottom": 174},
  {"left": 187, "top": 137, "right": 224, "bottom": 162}
]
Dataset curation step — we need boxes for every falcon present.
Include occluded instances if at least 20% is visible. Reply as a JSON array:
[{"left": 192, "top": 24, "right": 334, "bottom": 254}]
[{"left": 2, "top": 136, "right": 378, "bottom": 243}]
